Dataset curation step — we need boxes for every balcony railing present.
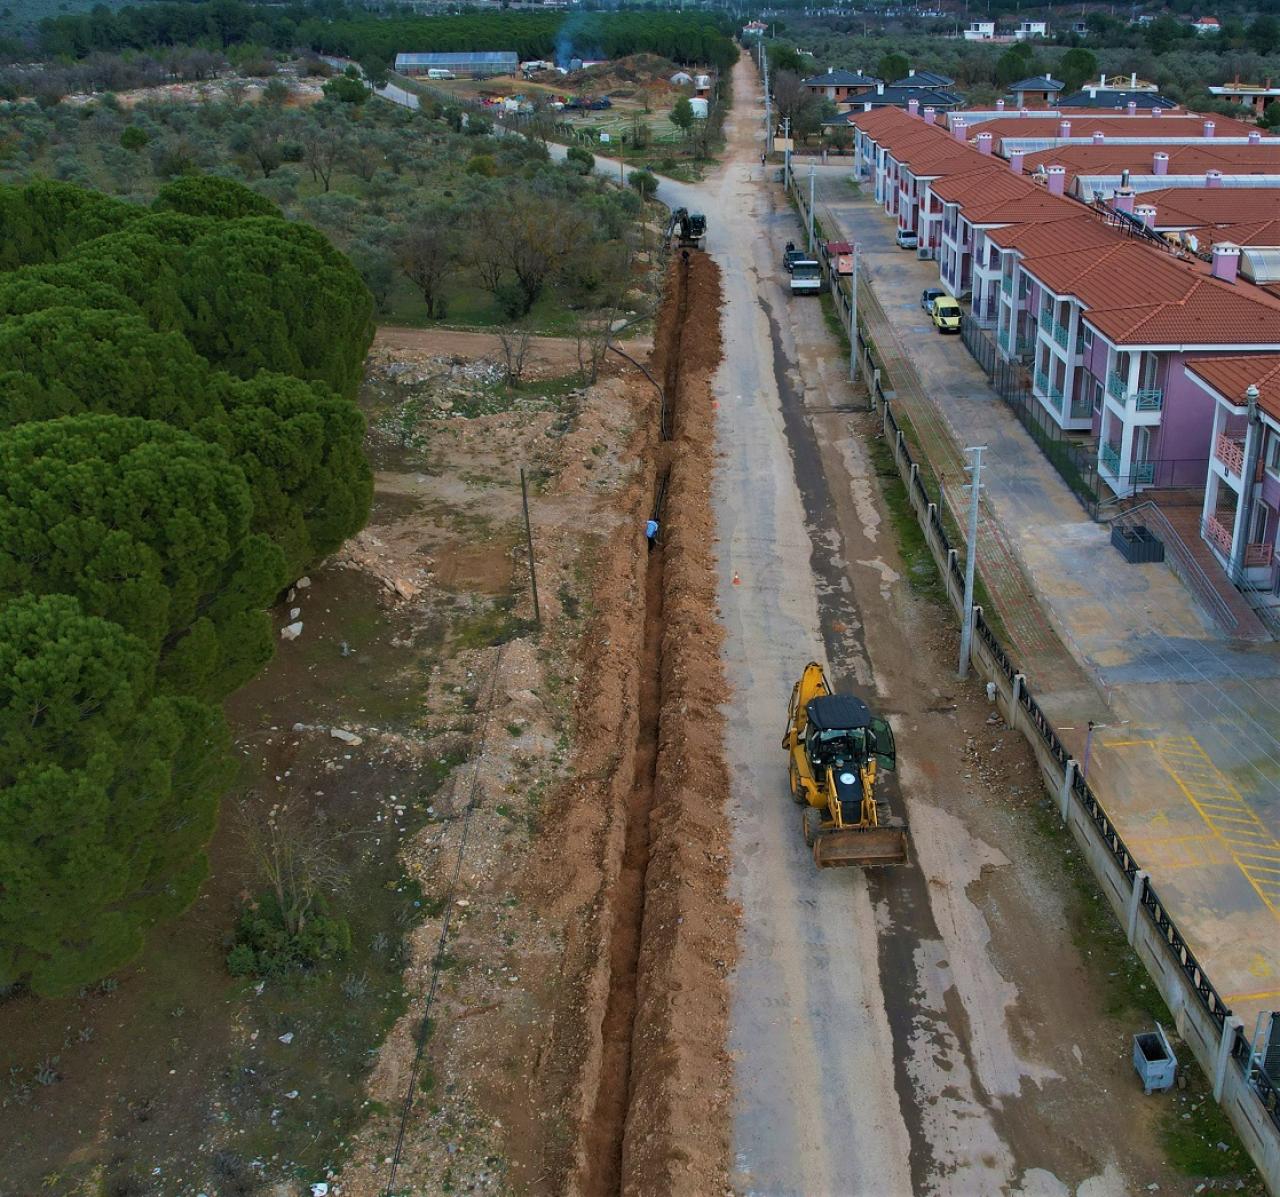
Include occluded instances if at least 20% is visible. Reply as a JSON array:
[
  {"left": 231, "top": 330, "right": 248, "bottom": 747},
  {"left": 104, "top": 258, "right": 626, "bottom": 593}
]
[
  {"left": 1100, "top": 442, "right": 1121, "bottom": 475},
  {"left": 1034, "top": 368, "right": 1049, "bottom": 394},
  {"left": 1001, "top": 275, "right": 1013, "bottom": 295},
  {"left": 1215, "top": 433, "right": 1246, "bottom": 477},
  {"left": 1205, "top": 513, "right": 1234, "bottom": 557},
  {"left": 1134, "top": 460, "right": 1156, "bottom": 484},
  {"left": 1034, "top": 370, "right": 1065, "bottom": 411},
  {"left": 1107, "top": 371, "right": 1165, "bottom": 410},
  {"left": 1053, "top": 322, "right": 1071, "bottom": 350},
  {"left": 1069, "top": 394, "right": 1094, "bottom": 420}
]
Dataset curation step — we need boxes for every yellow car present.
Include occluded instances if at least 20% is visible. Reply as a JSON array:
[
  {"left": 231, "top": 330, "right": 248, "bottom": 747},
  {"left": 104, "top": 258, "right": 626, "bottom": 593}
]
[{"left": 931, "top": 297, "right": 962, "bottom": 333}]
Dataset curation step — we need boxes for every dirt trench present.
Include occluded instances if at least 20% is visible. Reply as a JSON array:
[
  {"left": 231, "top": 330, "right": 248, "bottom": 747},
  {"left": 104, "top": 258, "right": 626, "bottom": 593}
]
[{"left": 531, "top": 251, "right": 736, "bottom": 1197}]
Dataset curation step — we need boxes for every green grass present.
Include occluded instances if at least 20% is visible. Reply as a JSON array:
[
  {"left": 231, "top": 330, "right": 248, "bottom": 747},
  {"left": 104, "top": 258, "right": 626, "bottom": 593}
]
[
  {"left": 868, "top": 435, "right": 947, "bottom": 603},
  {"left": 381, "top": 274, "right": 583, "bottom": 337}
]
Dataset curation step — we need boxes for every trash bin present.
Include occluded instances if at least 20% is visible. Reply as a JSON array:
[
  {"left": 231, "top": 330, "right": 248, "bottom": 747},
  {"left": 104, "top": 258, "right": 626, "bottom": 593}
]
[
  {"left": 1133, "top": 1022, "right": 1177, "bottom": 1094},
  {"left": 1111, "top": 522, "right": 1166, "bottom": 564}
]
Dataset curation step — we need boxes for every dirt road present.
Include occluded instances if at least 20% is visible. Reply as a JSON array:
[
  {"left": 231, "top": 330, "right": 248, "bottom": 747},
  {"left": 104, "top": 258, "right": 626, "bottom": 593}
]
[{"left": 703, "top": 55, "right": 1190, "bottom": 1195}]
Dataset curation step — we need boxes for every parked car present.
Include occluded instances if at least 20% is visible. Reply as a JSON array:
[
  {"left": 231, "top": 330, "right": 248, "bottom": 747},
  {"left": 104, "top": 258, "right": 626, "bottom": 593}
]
[
  {"left": 931, "top": 297, "right": 962, "bottom": 333},
  {"left": 895, "top": 228, "right": 919, "bottom": 250},
  {"left": 789, "top": 260, "right": 822, "bottom": 296},
  {"left": 921, "top": 287, "right": 944, "bottom": 313},
  {"left": 783, "top": 243, "right": 806, "bottom": 273}
]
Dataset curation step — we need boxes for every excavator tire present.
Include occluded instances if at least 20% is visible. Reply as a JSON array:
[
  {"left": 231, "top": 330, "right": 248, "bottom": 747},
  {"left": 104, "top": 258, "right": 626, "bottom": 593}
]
[
  {"left": 802, "top": 806, "right": 823, "bottom": 847},
  {"left": 811, "top": 826, "right": 910, "bottom": 869},
  {"left": 788, "top": 761, "right": 805, "bottom": 803}
]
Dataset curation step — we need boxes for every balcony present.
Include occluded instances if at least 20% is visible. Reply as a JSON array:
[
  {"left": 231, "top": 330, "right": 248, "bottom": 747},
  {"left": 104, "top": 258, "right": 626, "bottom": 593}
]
[
  {"left": 1214, "top": 433, "right": 1246, "bottom": 477},
  {"left": 1001, "top": 275, "right": 1013, "bottom": 295},
  {"left": 1053, "top": 322, "right": 1070, "bottom": 350},
  {"left": 1107, "top": 371, "right": 1164, "bottom": 411},
  {"left": 1100, "top": 442, "right": 1121, "bottom": 475},
  {"left": 1205, "top": 512, "right": 1234, "bottom": 557},
  {"left": 1069, "top": 394, "right": 1093, "bottom": 421},
  {"left": 1034, "top": 370, "right": 1065, "bottom": 411}
]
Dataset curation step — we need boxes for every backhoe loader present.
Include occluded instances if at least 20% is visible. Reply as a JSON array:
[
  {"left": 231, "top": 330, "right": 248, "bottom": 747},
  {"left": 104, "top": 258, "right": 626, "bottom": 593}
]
[{"left": 783, "top": 662, "right": 909, "bottom": 868}]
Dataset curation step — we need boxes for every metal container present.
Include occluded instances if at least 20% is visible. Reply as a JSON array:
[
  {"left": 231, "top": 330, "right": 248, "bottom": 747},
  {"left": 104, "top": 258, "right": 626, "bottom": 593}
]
[{"left": 1133, "top": 1021, "right": 1177, "bottom": 1094}]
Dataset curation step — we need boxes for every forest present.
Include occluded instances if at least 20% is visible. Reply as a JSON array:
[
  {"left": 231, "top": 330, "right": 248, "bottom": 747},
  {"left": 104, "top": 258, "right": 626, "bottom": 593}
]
[
  {"left": 0, "top": 175, "right": 375, "bottom": 997},
  {"left": 32, "top": 4, "right": 739, "bottom": 70}
]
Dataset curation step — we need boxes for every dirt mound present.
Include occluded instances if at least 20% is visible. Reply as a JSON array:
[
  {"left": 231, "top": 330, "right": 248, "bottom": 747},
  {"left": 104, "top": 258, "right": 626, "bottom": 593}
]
[{"left": 562, "top": 52, "right": 681, "bottom": 95}]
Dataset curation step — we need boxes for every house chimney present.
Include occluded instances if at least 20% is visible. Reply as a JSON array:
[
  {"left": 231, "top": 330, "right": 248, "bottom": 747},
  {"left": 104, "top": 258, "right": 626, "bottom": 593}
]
[
  {"left": 1153, "top": 151, "right": 1169, "bottom": 175},
  {"left": 828, "top": 66, "right": 833, "bottom": 74},
  {"left": 923, "top": 106, "right": 936, "bottom": 125},
  {"left": 876, "top": 82, "right": 884, "bottom": 95},
  {"left": 1135, "top": 203, "right": 1157, "bottom": 227},
  {"left": 1211, "top": 242, "right": 1240, "bottom": 283},
  {"left": 1058, "top": 119, "right": 1072, "bottom": 137},
  {"left": 1206, "top": 169, "right": 1223, "bottom": 187},
  {"left": 1121, "top": 168, "right": 1131, "bottom": 186},
  {"left": 909, "top": 68, "right": 916, "bottom": 77},
  {"left": 1010, "top": 150, "right": 1025, "bottom": 174},
  {"left": 1113, "top": 187, "right": 1135, "bottom": 213},
  {"left": 978, "top": 131, "right": 993, "bottom": 155},
  {"left": 908, "top": 98, "right": 919, "bottom": 116},
  {"left": 1047, "top": 164, "right": 1066, "bottom": 195},
  {"left": 1249, "top": 129, "right": 1262, "bottom": 144},
  {"left": 1020, "top": 107, "right": 1030, "bottom": 118},
  {"left": 1127, "top": 100, "right": 1137, "bottom": 116},
  {"left": 996, "top": 98, "right": 1006, "bottom": 110},
  {"left": 953, "top": 118, "right": 967, "bottom": 142},
  {"left": 1131, "top": 71, "right": 1137, "bottom": 87},
  {"left": 864, "top": 101, "right": 872, "bottom": 112},
  {"left": 1100, "top": 73, "right": 1107, "bottom": 87},
  {"left": 1203, "top": 119, "right": 1216, "bottom": 137},
  {"left": 1151, "top": 105, "right": 1162, "bottom": 118},
  {"left": 1093, "top": 130, "right": 1106, "bottom": 143}
]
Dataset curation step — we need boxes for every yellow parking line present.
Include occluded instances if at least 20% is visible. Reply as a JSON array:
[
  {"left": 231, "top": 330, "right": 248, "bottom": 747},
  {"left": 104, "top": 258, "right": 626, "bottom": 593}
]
[
  {"left": 1223, "top": 987, "right": 1280, "bottom": 1003},
  {"left": 1151, "top": 737, "right": 1280, "bottom": 920}
]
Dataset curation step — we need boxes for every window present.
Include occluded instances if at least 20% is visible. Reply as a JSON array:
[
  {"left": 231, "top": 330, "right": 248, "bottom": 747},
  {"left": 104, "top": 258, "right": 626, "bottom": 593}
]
[
  {"left": 1093, "top": 379, "right": 1103, "bottom": 414},
  {"left": 1267, "top": 433, "right": 1280, "bottom": 475},
  {"left": 1081, "top": 324, "right": 1093, "bottom": 354}
]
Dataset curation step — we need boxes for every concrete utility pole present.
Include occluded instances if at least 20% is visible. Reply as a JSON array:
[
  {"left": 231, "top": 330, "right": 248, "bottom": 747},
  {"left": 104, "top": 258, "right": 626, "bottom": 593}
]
[
  {"left": 807, "top": 164, "right": 816, "bottom": 252},
  {"left": 958, "top": 445, "right": 986, "bottom": 679},
  {"left": 783, "top": 116, "right": 791, "bottom": 182},
  {"left": 848, "top": 242, "right": 860, "bottom": 382}
]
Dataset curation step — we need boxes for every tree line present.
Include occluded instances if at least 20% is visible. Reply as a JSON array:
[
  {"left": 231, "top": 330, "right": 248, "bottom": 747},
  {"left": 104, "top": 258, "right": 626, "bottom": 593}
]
[
  {"left": 0, "top": 176, "right": 374, "bottom": 997},
  {"left": 35, "top": 4, "right": 738, "bottom": 71}
]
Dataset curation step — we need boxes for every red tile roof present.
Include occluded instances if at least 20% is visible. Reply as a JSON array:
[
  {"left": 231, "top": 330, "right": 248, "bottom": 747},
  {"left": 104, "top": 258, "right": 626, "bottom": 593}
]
[
  {"left": 1140, "top": 186, "right": 1280, "bottom": 227},
  {"left": 973, "top": 113, "right": 1259, "bottom": 143},
  {"left": 1197, "top": 221, "right": 1280, "bottom": 248},
  {"left": 1186, "top": 355, "right": 1280, "bottom": 418},
  {"left": 1020, "top": 142, "right": 1280, "bottom": 182}
]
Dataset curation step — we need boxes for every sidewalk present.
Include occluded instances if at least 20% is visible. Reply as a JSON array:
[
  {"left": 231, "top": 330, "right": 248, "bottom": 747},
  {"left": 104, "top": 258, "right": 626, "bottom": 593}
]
[{"left": 814, "top": 169, "right": 1280, "bottom": 1030}]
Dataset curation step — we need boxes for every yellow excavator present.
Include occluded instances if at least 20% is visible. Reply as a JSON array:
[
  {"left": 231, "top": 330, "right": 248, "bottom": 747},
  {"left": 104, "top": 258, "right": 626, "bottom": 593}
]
[{"left": 783, "top": 662, "right": 909, "bottom": 868}]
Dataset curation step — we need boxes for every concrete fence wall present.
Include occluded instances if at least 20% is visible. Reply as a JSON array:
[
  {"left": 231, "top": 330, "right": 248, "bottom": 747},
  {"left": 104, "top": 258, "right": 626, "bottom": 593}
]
[{"left": 781, "top": 163, "right": 1280, "bottom": 1193}]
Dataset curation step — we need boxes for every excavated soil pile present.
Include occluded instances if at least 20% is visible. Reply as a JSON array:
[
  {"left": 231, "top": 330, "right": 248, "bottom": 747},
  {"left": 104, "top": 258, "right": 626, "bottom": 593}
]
[{"left": 521, "top": 251, "right": 736, "bottom": 1197}]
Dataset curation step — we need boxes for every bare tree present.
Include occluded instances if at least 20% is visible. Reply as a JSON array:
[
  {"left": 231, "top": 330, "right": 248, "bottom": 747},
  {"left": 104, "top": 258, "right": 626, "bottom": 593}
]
[
  {"left": 575, "top": 306, "right": 619, "bottom": 385},
  {"left": 398, "top": 210, "right": 459, "bottom": 320},
  {"left": 497, "top": 325, "right": 534, "bottom": 386},
  {"left": 238, "top": 802, "right": 344, "bottom": 937},
  {"left": 491, "top": 192, "right": 587, "bottom": 316},
  {"left": 467, "top": 205, "right": 509, "bottom": 298},
  {"left": 295, "top": 112, "right": 346, "bottom": 192}
]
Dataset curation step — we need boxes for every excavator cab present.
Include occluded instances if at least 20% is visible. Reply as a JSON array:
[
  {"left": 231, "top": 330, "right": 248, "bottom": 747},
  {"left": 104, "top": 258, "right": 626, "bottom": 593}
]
[{"left": 783, "top": 663, "right": 909, "bottom": 869}]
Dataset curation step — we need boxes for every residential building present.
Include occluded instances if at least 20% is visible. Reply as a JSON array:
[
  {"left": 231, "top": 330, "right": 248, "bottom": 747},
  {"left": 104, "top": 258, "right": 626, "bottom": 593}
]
[
  {"left": 1062, "top": 88, "right": 1178, "bottom": 111},
  {"left": 1208, "top": 80, "right": 1280, "bottom": 118},
  {"left": 845, "top": 82, "right": 965, "bottom": 113},
  {"left": 891, "top": 69, "right": 957, "bottom": 89},
  {"left": 1014, "top": 20, "right": 1049, "bottom": 39},
  {"left": 742, "top": 19, "right": 767, "bottom": 37},
  {"left": 1192, "top": 16, "right": 1221, "bottom": 34},
  {"left": 394, "top": 50, "right": 518, "bottom": 77},
  {"left": 802, "top": 68, "right": 880, "bottom": 105},
  {"left": 963, "top": 20, "right": 997, "bottom": 40},
  {"left": 1189, "top": 357, "right": 1280, "bottom": 595},
  {"left": 1008, "top": 75, "right": 1064, "bottom": 108}
]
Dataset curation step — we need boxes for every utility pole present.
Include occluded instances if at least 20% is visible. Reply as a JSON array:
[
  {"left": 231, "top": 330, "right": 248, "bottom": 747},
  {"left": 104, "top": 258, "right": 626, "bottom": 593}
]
[
  {"left": 520, "top": 468, "right": 542, "bottom": 629},
  {"left": 807, "top": 163, "right": 815, "bottom": 252},
  {"left": 783, "top": 116, "right": 791, "bottom": 182},
  {"left": 848, "top": 241, "right": 860, "bottom": 382},
  {"left": 957, "top": 445, "right": 985, "bottom": 679}
]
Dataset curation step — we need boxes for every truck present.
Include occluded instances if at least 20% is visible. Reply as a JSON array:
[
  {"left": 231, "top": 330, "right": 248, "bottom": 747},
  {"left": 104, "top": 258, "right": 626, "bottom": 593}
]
[{"left": 789, "top": 260, "right": 822, "bottom": 296}]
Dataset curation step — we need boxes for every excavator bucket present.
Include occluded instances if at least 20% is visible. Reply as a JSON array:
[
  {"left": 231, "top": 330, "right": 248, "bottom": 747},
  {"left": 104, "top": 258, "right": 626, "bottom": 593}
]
[{"left": 812, "top": 826, "right": 909, "bottom": 869}]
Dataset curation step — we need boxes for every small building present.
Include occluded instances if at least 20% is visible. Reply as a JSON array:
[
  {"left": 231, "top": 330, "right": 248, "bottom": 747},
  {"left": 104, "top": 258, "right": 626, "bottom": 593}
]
[
  {"left": 670, "top": 71, "right": 693, "bottom": 86},
  {"left": 1071, "top": 20, "right": 1090, "bottom": 35},
  {"left": 689, "top": 97, "right": 709, "bottom": 119},
  {"left": 742, "top": 19, "right": 767, "bottom": 38},
  {"left": 1061, "top": 87, "right": 1178, "bottom": 111},
  {"left": 395, "top": 51, "right": 519, "bottom": 79},
  {"left": 694, "top": 74, "right": 712, "bottom": 97},
  {"left": 845, "top": 82, "right": 964, "bottom": 113},
  {"left": 1193, "top": 16, "right": 1221, "bottom": 34},
  {"left": 964, "top": 20, "right": 996, "bottom": 40},
  {"left": 1014, "top": 19, "right": 1049, "bottom": 39},
  {"left": 1009, "top": 75, "right": 1064, "bottom": 108},
  {"left": 1209, "top": 80, "right": 1280, "bottom": 118},
  {"left": 802, "top": 67, "right": 880, "bottom": 104}
]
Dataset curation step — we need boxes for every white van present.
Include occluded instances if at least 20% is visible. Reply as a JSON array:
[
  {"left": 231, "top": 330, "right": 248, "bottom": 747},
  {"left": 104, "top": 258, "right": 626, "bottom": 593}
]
[{"left": 426, "top": 68, "right": 455, "bottom": 80}]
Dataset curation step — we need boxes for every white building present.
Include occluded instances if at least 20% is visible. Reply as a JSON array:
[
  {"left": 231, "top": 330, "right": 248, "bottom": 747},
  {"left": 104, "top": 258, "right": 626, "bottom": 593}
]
[
  {"left": 1014, "top": 20, "right": 1049, "bottom": 39},
  {"left": 964, "top": 20, "right": 997, "bottom": 40}
]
